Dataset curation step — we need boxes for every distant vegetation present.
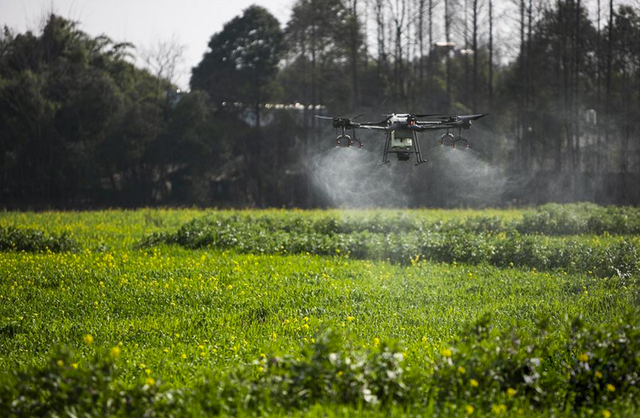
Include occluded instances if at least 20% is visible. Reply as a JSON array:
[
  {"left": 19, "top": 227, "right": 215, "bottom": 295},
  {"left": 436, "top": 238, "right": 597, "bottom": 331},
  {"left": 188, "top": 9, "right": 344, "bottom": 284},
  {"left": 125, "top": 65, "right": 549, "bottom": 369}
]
[
  {"left": 1, "top": 1, "right": 640, "bottom": 208},
  {"left": 141, "top": 203, "right": 640, "bottom": 278},
  {"left": 0, "top": 226, "right": 76, "bottom": 252}
]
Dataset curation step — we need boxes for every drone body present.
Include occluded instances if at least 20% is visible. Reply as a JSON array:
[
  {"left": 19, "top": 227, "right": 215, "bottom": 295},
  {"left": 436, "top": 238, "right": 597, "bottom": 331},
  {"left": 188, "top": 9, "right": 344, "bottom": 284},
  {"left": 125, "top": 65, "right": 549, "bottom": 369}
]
[{"left": 316, "top": 113, "right": 488, "bottom": 165}]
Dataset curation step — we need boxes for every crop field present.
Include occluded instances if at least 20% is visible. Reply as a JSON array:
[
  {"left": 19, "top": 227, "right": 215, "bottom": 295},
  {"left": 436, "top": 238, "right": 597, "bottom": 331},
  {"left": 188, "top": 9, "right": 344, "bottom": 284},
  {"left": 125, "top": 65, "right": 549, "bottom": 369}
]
[{"left": 1, "top": 204, "right": 640, "bottom": 417}]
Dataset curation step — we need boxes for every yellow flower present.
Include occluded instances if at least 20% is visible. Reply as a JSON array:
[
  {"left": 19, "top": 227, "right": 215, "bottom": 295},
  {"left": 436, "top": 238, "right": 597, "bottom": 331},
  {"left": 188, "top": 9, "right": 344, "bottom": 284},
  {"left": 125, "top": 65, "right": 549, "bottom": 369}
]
[
  {"left": 470, "top": 379, "right": 479, "bottom": 387},
  {"left": 72, "top": 363, "right": 78, "bottom": 369},
  {"left": 458, "top": 366, "right": 466, "bottom": 374},
  {"left": 227, "top": 284, "right": 233, "bottom": 290},
  {"left": 578, "top": 353, "right": 589, "bottom": 362},
  {"left": 181, "top": 353, "right": 187, "bottom": 360},
  {"left": 421, "top": 336, "right": 428, "bottom": 343},
  {"left": 507, "top": 388, "right": 516, "bottom": 397},
  {"left": 491, "top": 404, "right": 507, "bottom": 414},
  {"left": 83, "top": 334, "right": 94, "bottom": 345},
  {"left": 145, "top": 377, "right": 155, "bottom": 386},
  {"left": 347, "top": 316, "right": 355, "bottom": 322},
  {"left": 465, "top": 405, "right": 475, "bottom": 415},
  {"left": 56, "top": 359, "right": 64, "bottom": 367},
  {"left": 373, "top": 337, "right": 380, "bottom": 347},
  {"left": 442, "top": 348, "right": 453, "bottom": 358},
  {"left": 606, "top": 384, "right": 615, "bottom": 392},
  {"left": 595, "top": 371, "right": 603, "bottom": 379},
  {"left": 602, "top": 410, "right": 612, "bottom": 418},
  {"left": 110, "top": 346, "right": 121, "bottom": 358}
]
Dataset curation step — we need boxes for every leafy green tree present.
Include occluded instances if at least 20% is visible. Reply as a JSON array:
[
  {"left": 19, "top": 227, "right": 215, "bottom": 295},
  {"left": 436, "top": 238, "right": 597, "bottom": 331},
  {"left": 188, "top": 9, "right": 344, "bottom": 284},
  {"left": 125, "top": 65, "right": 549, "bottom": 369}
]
[
  {"left": 0, "top": 14, "right": 212, "bottom": 207},
  {"left": 191, "top": 5, "right": 283, "bottom": 126}
]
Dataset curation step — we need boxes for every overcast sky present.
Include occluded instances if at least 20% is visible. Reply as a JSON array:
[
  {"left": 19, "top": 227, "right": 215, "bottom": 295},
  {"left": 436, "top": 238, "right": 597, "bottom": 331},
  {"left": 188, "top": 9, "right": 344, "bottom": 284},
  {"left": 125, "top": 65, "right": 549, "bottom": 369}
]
[{"left": 0, "top": 0, "right": 294, "bottom": 89}]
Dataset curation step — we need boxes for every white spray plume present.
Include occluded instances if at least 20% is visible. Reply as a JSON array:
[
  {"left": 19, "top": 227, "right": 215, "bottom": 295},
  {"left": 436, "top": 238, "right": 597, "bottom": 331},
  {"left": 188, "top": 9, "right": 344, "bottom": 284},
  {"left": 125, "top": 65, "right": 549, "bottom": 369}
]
[
  {"left": 431, "top": 145, "right": 507, "bottom": 207},
  {"left": 310, "top": 146, "right": 411, "bottom": 208}
]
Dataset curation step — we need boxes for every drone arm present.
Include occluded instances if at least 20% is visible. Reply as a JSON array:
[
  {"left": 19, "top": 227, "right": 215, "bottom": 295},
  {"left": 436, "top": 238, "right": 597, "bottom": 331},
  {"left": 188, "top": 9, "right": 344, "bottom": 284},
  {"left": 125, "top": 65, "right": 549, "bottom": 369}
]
[{"left": 357, "top": 125, "right": 388, "bottom": 131}]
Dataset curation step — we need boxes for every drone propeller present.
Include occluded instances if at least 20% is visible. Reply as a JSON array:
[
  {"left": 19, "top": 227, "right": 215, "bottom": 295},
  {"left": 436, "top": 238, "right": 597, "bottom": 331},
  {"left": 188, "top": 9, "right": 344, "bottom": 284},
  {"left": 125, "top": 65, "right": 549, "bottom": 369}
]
[
  {"left": 457, "top": 113, "right": 489, "bottom": 121},
  {"left": 413, "top": 113, "right": 444, "bottom": 118},
  {"left": 315, "top": 114, "right": 364, "bottom": 120},
  {"left": 422, "top": 113, "right": 489, "bottom": 123}
]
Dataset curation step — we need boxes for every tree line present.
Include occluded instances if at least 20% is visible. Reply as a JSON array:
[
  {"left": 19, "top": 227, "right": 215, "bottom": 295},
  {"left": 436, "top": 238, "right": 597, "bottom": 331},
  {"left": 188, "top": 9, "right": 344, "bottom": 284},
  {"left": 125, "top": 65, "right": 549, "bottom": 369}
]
[{"left": 1, "top": 1, "right": 639, "bottom": 208}]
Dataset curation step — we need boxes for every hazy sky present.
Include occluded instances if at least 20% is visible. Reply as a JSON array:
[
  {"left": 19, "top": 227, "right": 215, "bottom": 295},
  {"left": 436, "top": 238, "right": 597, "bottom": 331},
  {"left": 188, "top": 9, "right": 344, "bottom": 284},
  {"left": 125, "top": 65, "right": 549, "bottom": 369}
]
[{"left": 0, "top": 0, "right": 294, "bottom": 88}]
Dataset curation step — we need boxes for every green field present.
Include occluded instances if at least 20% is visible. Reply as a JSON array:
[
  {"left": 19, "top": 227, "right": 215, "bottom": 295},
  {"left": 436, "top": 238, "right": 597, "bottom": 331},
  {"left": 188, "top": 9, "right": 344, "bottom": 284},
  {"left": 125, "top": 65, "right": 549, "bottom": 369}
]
[{"left": 1, "top": 205, "right": 640, "bottom": 417}]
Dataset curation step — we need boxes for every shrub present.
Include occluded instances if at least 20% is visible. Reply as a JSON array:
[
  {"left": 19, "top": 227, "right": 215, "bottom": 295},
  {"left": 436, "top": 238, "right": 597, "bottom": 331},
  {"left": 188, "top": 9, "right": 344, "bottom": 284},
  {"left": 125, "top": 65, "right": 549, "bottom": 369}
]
[
  {"left": 3, "top": 317, "right": 640, "bottom": 416},
  {"left": 0, "top": 227, "right": 77, "bottom": 252},
  {"left": 1, "top": 346, "right": 186, "bottom": 418},
  {"left": 201, "top": 330, "right": 408, "bottom": 414}
]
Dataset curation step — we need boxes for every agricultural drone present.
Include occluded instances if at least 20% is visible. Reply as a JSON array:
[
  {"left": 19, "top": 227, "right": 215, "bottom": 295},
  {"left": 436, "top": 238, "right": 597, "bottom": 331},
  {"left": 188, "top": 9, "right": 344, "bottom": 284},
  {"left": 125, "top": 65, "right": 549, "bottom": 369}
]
[{"left": 315, "top": 113, "right": 488, "bottom": 165}]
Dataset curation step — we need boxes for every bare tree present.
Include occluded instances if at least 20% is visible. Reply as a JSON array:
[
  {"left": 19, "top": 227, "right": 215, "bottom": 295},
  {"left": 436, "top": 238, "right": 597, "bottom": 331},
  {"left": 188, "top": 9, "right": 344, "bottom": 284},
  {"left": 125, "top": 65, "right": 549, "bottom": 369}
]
[
  {"left": 444, "top": 0, "right": 453, "bottom": 106},
  {"left": 471, "top": 0, "right": 480, "bottom": 112},
  {"left": 417, "top": 0, "right": 427, "bottom": 89},
  {"left": 488, "top": 0, "right": 494, "bottom": 107},
  {"left": 604, "top": 0, "right": 614, "bottom": 171},
  {"left": 372, "top": 0, "right": 388, "bottom": 90},
  {"left": 140, "top": 35, "right": 186, "bottom": 88},
  {"left": 388, "top": 0, "right": 408, "bottom": 102},
  {"left": 345, "top": 0, "right": 361, "bottom": 109},
  {"left": 139, "top": 35, "right": 185, "bottom": 201}
]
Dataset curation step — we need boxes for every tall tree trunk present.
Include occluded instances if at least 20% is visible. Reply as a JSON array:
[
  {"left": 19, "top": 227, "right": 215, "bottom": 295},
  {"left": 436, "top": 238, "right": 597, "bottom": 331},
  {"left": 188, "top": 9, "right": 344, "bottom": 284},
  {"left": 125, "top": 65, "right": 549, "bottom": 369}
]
[
  {"left": 311, "top": 2, "right": 317, "bottom": 130},
  {"left": 471, "top": 0, "right": 478, "bottom": 112},
  {"left": 604, "top": 0, "right": 613, "bottom": 173},
  {"left": 463, "top": 0, "right": 470, "bottom": 106},
  {"left": 527, "top": 0, "right": 534, "bottom": 171},
  {"left": 519, "top": 0, "right": 527, "bottom": 170},
  {"left": 488, "top": 0, "right": 493, "bottom": 108},
  {"left": 418, "top": 0, "right": 425, "bottom": 92},
  {"left": 596, "top": 0, "right": 602, "bottom": 172},
  {"left": 375, "top": 0, "right": 386, "bottom": 99},
  {"left": 622, "top": 65, "right": 629, "bottom": 175},
  {"left": 574, "top": 0, "right": 582, "bottom": 173},
  {"left": 348, "top": 0, "right": 360, "bottom": 110},
  {"left": 444, "top": 0, "right": 452, "bottom": 109}
]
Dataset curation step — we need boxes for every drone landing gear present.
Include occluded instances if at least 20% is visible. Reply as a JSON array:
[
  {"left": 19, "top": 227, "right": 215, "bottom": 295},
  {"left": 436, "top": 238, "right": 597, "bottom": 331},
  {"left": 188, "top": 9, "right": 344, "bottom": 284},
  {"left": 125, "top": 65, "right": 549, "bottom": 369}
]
[{"left": 440, "top": 129, "right": 471, "bottom": 149}]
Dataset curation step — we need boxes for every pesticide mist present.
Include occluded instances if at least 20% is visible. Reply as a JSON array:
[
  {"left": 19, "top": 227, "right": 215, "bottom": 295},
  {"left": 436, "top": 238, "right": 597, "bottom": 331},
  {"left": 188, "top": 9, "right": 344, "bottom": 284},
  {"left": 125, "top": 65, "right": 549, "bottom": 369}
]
[
  {"left": 431, "top": 146, "right": 507, "bottom": 207},
  {"left": 309, "top": 137, "right": 507, "bottom": 208},
  {"left": 310, "top": 146, "right": 411, "bottom": 208}
]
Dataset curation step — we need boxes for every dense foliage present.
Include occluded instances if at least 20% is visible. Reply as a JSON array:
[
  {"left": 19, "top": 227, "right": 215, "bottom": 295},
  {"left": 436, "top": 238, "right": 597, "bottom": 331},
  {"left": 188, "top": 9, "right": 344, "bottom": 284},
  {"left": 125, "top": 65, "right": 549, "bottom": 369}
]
[
  {"left": 3, "top": 315, "right": 640, "bottom": 416},
  {"left": 0, "top": 15, "right": 211, "bottom": 207},
  {"left": 141, "top": 203, "right": 640, "bottom": 278},
  {"left": 0, "top": 226, "right": 76, "bottom": 252},
  {"left": 1, "top": 206, "right": 640, "bottom": 416}
]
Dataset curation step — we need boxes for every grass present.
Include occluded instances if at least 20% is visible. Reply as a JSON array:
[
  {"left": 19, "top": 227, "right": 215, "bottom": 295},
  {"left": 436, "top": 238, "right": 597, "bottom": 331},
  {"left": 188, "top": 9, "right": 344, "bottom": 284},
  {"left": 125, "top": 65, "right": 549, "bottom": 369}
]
[{"left": 1, "top": 205, "right": 639, "bottom": 416}]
